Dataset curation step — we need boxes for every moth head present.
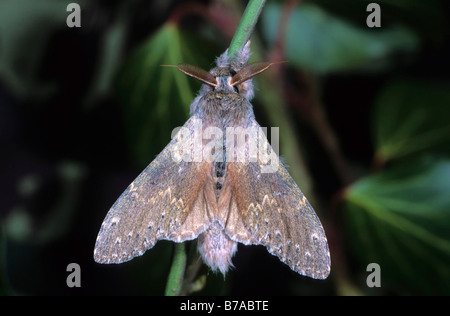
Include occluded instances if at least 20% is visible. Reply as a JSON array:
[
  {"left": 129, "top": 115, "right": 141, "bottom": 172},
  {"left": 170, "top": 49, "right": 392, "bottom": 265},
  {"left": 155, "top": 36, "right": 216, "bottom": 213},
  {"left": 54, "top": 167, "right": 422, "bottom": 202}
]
[{"left": 162, "top": 61, "right": 285, "bottom": 100}]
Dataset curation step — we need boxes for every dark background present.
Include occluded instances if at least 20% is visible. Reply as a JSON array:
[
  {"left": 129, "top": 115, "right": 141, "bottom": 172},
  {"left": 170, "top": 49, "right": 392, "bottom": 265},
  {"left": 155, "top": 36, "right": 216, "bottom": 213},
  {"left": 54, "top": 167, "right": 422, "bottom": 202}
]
[{"left": 1, "top": 0, "right": 449, "bottom": 295}]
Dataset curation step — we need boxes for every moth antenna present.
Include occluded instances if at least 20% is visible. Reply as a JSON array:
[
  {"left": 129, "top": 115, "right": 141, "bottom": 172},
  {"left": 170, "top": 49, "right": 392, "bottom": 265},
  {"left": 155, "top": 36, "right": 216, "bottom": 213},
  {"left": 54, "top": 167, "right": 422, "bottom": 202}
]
[
  {"left": 161, "top": 63, "right": 218, "bottom": 87},
  {"left": 230, "top": 61, "right": 287, "bottom": 86}
]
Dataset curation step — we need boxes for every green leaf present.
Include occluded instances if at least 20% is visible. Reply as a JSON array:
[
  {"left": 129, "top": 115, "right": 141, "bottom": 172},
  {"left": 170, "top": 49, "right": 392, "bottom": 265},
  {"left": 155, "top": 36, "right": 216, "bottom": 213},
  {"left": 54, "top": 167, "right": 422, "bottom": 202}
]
[
  {"left": 310, "top": 0, "right": 446, "bottom": 42},
  {"left": 261, "top": 3, "right": 419, "bottom": 73},
  {"left": 116, "top": 24, "right": 219, "bottom": 165},
  {"left": 344, "top": 159, "right": 450, "bottom": 294},
  {"left": 373, "top": 79, "right": 450, "bottom": 162}
]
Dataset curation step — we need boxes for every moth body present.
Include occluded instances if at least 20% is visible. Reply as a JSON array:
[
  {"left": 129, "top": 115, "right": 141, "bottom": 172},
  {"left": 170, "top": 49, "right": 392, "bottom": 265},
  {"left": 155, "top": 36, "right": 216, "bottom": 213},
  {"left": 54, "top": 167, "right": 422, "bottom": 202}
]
[{"left": 190, "top": 63, "right": 258, "bottom": 273}]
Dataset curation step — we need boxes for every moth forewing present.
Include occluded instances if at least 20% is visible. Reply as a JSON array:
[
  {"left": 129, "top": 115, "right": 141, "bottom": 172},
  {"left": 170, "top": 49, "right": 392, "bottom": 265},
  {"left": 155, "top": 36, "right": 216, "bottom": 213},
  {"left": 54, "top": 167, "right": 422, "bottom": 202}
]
[
  {"left": 226, "top": 118, "right": 331, "bottom": 279},
  {"left": 94, "top": 116, "right": 212, "bottom": 264},
  {"left": 255, "top": 124, "right": 280, "bottom": 174}
]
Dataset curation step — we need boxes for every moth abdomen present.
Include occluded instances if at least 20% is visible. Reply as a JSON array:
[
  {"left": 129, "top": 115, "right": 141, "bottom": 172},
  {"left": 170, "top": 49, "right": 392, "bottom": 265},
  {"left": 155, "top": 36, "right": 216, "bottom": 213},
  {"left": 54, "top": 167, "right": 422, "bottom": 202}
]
[{"left": 198, "top": 222, "right": 238, "bottom": 275}]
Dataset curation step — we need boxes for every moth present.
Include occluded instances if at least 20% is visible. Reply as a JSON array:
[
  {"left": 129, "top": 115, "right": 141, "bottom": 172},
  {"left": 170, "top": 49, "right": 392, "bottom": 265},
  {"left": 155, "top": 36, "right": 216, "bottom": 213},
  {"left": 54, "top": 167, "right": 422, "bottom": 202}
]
[{"left": 94, "top": 42, "right": 330, "bottom": 279}]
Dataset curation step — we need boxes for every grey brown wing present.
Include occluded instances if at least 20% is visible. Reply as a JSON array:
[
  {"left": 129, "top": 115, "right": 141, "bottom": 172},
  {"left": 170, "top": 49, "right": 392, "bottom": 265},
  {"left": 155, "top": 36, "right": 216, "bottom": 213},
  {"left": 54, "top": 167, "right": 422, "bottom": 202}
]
[
  {"left": 225, "top": 120, "right": 330, "bottom": 279},
  {"left": 94, "top": 116, "right": 212, "bottom": 263}
]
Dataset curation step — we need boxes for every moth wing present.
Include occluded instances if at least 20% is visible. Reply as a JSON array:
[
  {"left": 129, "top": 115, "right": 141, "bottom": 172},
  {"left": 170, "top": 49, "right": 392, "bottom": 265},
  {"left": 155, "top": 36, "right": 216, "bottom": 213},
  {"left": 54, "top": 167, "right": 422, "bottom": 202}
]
[
  {"left": 226, "top": 119, "right": 331, "bottom": 279},
  {"left": 94, "top": 116, "right": 212, "bottom": 264}
]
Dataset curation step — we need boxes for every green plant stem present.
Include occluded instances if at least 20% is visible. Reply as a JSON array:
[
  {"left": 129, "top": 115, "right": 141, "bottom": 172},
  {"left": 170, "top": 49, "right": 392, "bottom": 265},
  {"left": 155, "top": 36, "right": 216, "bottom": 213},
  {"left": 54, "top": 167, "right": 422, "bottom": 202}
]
[
  {"left": 227, "top": 0, "right": 267, "bottom": 59},
  {"left": 164, "top": 243, "right": 187, "bottom": 296}
]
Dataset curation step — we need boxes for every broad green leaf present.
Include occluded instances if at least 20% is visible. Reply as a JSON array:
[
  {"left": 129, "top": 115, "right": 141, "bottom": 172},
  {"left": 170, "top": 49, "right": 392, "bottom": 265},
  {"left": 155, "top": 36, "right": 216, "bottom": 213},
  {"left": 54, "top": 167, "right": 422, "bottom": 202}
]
[
  {"left": 344, "top": 159, "right": 450, "bottom": 294},
  {"left": 116, "top": 24, "right": 219, "bottom": 165},
  {"left": 311, "top": 0, "right": 445, "bottom": 41},
  {"left": 373, "top": 79, "right": 450, "bottom": 162},
  {"left": 262, "top": 3, "right": 419, "bottom": 73}
]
